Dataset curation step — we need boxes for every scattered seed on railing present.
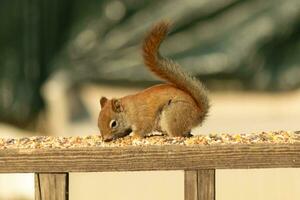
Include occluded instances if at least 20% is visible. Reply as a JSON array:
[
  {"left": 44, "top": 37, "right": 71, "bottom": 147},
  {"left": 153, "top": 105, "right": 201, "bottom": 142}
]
[{"left": 0, "top": 131, "right": 299, "bottom": 149}]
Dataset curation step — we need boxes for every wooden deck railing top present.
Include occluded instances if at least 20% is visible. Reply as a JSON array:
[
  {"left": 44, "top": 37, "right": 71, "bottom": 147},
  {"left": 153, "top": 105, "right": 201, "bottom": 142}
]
[{"left": 0, "top": 131, "right": 299, "bottom": 173}]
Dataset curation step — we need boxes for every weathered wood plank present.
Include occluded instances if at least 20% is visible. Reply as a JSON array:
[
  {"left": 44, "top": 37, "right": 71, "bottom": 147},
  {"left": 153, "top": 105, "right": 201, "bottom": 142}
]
[
  {"left": 35, "top": 173, "right": 69, "bottom": 200},
  {"left": 0, "top": 143, "right": 299, "bottom": 173},
  {"left": 184, "top": 170, "right": 215, "bottom": 200},
  {"left": 185, "top": 170, "right": 198, "bottom": 200},
  {"left": 198, "top": 169, "right": 215, "bottom": 200}
]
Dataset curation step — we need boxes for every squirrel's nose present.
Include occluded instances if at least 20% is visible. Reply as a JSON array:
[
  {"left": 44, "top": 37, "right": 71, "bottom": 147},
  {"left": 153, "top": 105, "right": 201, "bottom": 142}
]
[{"left": 103, "top": 136, "right": 113, "bottom": 142}]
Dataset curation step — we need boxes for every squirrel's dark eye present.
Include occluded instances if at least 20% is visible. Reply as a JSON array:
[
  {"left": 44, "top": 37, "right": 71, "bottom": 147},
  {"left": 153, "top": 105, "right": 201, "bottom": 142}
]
[{"left": 109, "top": 120, "right": 118, "bottom": 128}]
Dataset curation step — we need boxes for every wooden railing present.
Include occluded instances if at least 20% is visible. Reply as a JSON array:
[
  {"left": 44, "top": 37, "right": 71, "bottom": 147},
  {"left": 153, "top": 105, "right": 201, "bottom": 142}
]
[{"left": 0, "top": 133, "right": 299, "bottom": 200}]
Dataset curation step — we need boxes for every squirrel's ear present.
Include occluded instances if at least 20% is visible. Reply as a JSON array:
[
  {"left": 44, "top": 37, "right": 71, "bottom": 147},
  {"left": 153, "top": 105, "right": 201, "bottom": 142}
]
[
  {"left": 100, "top": 97, "right": 108, "bottom": 108},
  {"left": 111, "top": 99, "right": 123, "bottom": 113}
]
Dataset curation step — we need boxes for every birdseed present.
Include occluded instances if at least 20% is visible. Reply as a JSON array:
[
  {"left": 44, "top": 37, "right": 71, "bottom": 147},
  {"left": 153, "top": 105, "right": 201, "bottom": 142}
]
[{"left": 0, "top": 131, "right": 299, "bottom": 149}]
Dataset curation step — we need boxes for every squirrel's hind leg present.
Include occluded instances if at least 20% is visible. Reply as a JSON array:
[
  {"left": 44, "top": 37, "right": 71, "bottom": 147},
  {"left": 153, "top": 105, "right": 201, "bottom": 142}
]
[{"left": 159, "top": 100, "right": 200, "bottom": 137}]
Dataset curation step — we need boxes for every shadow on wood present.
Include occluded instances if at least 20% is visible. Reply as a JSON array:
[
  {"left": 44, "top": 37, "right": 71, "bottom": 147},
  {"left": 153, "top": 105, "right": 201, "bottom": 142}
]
[
  {"left": 35, "top": 173, "right": 69, "bottom": 200},
  {"left": 185, "top": 170, "right": 215, "bottom": 200}
]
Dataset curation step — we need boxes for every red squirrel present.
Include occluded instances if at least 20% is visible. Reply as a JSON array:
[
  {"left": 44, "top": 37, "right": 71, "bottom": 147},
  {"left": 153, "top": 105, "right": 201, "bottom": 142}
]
[{"left": 98, "top": 21, "right": 210, "bottom": 142}]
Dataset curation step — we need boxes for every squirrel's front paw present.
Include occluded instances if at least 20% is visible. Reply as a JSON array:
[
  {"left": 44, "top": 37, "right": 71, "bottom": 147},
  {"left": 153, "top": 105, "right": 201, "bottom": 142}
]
[
  {"left": 129, "top": 132, "right": 143, "bottom": 139},
  {"left": 145, "top": 131, "right": 165, "bottom": 137}
]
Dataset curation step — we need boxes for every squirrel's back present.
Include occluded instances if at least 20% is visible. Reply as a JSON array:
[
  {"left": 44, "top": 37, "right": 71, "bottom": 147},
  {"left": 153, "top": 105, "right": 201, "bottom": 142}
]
[{"left": 142, "top": 21, "right": 210, "bottom": 119}]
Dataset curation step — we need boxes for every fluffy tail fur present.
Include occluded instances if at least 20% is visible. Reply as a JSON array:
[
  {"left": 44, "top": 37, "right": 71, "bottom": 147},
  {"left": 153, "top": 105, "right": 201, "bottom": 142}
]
[{"left": 143, "top": 21, "right": 209, "bottom": 118}]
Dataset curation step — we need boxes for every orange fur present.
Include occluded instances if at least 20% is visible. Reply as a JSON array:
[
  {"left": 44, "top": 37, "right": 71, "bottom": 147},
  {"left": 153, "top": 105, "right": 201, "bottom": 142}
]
[{"left": 98, "top": 21, "right": 209, "bottom": 141}]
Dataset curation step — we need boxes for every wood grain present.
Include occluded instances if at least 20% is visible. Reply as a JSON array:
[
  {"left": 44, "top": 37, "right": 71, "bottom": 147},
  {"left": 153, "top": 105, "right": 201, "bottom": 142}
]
[
  {"left": 184, "top": 170, "right": 215, "bottom": 200},
  {"left": 35, "top": 173, "right": 69, "bottom": 200},
  {"left": 185, "top": 170, "right": 198, "bottom": 200},
  {"left": 198, "top": 170, "right": 215, "bottom": 200},
  {"left": 0, "top": 143, "right": 299, "bottom": 173}
]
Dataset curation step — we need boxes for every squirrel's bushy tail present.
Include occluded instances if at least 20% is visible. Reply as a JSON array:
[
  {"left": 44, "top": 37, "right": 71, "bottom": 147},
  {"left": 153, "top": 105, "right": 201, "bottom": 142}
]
[{"left": 143, "top": 21, "right": 209, "bottom": 118}]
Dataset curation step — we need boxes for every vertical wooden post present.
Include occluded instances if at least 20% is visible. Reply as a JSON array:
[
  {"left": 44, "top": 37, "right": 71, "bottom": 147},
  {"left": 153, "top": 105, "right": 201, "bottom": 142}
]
[
  {"left": 35, "top": 173, "right": 69, "bottom": 200},
  {"left": 197, "top": 169, "right": 215, "bottom": 200},
  {"left": 185, "top": 170, "right": 198, "bottom": 200},
  {"left": 184, "top": 169, "right": 215, "bottom": 200}
]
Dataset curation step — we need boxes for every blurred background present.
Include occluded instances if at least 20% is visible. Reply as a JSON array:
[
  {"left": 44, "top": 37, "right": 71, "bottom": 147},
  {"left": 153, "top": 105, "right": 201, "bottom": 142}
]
[{"left": 0, "top": 0, "right": 300, "bottom": 199}]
